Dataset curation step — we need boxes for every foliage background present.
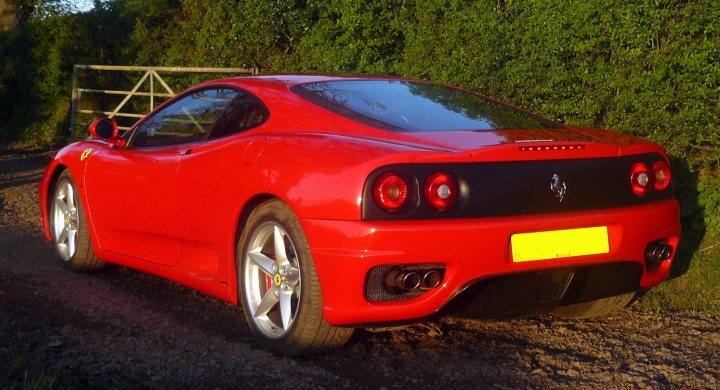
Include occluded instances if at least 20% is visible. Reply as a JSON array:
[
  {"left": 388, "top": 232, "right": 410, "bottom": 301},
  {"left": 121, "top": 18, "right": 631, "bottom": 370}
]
[{"left": 0, "top": 0, "right": 718, "bottom": 311}]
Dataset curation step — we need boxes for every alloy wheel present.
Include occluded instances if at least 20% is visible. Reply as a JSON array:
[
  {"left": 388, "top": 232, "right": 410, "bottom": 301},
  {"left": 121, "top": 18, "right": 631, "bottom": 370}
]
[
  {"left": 243, "top": 222, "right": 302, "bottom": 338},
  {"left": 52, "top": 179, "right": 79, "bottom": 261}
]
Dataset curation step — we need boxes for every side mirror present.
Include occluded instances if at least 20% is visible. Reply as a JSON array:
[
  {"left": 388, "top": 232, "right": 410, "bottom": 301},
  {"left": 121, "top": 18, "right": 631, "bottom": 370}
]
[{"left": 89, "top": 118, "right": 125, "bottom": 147}]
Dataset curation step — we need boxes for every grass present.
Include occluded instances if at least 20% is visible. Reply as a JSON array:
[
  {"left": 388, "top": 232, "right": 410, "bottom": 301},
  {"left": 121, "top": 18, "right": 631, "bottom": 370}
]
[
  {"left": 637, "top": 230, "right": 720, "bottom": 315},
  {"left": 0, "top": 351, "right": 57, "bottom": 390}
]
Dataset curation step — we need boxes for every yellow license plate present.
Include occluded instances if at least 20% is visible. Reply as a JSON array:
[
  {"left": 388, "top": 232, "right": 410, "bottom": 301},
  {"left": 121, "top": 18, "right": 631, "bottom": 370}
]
[{"left": 511, "top": 226, "right": 609, "bottom": 262}]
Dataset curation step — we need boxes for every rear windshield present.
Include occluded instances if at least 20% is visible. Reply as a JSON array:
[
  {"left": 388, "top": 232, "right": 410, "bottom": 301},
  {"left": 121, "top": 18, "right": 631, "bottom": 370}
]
[{"left": 292, "top": 80, "right": 561, "bottom": 132}]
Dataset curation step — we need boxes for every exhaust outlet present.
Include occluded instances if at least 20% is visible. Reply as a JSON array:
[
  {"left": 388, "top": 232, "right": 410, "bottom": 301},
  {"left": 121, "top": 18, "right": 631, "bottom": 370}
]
[
  {"left": 385, "top": 270, "right": 421, "bottom": 290},
  {"left": 644, "top": 242, "right": 673, "bottom": 270},
  {"left": 420, "top": 270, "right": 442, "bottom": 289},
  {"left": 369, "top": 264, "right": 446, "bottom": 300}
]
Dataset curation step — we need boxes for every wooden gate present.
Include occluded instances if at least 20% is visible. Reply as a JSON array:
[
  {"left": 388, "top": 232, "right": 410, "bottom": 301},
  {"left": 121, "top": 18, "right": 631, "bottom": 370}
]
[{"left": 70, "top": 65, "right": 258, "bottom": 137}]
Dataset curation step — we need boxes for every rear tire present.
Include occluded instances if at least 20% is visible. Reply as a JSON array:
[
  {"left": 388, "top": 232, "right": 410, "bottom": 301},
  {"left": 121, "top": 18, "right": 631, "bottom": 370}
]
[
  {"left": 49, "top": 170, "right": 104, "bottom": 272},
  {"left": 551, "top": 292, "right": 635, "bottom": 319},
  {"left": 237, "top": 199, "right": 353, "bottom": 356}
]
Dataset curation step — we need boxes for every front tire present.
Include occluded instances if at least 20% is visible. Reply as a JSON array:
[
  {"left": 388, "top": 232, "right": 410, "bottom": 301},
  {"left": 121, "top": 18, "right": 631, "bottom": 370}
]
[
  {"left": 50, "top": 170, "right": 104, "bottom": 272},
  {"left": 238, "top": 199, "right": 353, "bottom": 356}
]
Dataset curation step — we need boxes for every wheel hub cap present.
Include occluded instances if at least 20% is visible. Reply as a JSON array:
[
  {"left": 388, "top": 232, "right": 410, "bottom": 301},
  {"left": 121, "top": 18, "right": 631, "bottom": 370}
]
[{"left": 273, "top": 273, "right": 282, "bottom": 287}]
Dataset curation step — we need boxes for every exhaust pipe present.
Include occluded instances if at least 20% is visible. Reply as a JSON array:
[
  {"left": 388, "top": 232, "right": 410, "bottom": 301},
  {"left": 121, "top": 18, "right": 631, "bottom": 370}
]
[
  {"left": 645, "top": 242, "right": 673, "bottom": 269},
  {"left": 420, "top": 270, "right": 442, "bottom": 289},
  {"left": 384, "top": 270, "right": 421, "bottom": 290}
]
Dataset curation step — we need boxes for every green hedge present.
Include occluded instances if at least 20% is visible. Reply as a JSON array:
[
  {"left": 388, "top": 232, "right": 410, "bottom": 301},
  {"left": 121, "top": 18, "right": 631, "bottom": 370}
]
[
  {"left": 1, "top": 0, "right": 718, "bottom": 235},
  {"left": 274, "top": 0, "right": 720, "bottom": 234}
]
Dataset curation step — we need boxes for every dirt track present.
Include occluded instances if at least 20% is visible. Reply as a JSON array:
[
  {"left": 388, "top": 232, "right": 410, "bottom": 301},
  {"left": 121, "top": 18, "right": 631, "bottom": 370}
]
[{"left": 1, "top": 145, "right": 718, "bottom": 389}]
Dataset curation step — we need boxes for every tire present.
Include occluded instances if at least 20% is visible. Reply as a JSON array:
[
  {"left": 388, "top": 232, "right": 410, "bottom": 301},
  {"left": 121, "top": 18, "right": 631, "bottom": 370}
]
[
  {"left": 551, "top": 292, "right": 635, "bottom": 319},
  {"left": 237, "top": 199, "right": 353, "bottom": 356},
  {"left": 49, "top": 170, "right": 105, "bottom": 272}
]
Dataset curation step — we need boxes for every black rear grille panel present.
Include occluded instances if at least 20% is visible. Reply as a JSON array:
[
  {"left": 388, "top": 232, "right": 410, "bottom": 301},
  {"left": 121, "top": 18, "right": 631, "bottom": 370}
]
[{"left": 362, "top": 153, "right": 672, "bottom": 220}]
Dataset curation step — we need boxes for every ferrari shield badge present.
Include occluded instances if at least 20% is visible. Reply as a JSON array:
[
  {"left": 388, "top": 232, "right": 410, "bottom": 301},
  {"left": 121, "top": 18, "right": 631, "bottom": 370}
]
[
  {"left": 550, "top": 174, "right": 567, "bottom": 202},
  {"left": 80, "top": 148, "right": 93, "bottom": 161}
]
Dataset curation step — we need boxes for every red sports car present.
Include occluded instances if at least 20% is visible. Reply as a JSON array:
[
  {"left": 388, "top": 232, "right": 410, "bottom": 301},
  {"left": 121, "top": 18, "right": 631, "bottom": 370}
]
[{"left": 40, "top": 75, "right": 680, "bottom": 355}]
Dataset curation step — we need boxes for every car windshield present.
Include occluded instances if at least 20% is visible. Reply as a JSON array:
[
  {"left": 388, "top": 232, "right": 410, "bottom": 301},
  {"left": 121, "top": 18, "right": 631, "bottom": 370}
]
[{"left": 293, "top": 80, "right": 562, "bottom": 132}]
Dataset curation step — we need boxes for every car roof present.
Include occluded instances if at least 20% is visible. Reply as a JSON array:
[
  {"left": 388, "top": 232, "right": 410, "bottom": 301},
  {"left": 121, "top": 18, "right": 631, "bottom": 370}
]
[{"left": 201, "top": 74, "right": 417, "bottom": 90}]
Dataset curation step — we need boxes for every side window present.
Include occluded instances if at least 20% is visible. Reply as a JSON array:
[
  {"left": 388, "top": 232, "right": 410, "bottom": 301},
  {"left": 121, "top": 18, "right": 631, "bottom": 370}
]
[
  {"left": 131, "top": 88, "right": 238, "bottom": 148},
  {"left": 208, "top": 90, "right": 269, "bottom": 139}
]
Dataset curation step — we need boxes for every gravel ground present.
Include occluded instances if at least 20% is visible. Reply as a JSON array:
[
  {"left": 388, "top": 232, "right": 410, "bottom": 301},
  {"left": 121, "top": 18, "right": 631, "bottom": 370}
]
[{"left": 1, "top": 145, "right": 718, "bottom": 389}]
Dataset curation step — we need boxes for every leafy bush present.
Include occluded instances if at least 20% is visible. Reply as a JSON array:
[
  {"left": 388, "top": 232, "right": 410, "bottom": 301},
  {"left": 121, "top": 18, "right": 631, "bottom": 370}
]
[
  {"left": 281, "top": 0, "right": 719, "bottom": 234},
  {"left": 0, "top": 0, "right": 718, "bottom": 235}
]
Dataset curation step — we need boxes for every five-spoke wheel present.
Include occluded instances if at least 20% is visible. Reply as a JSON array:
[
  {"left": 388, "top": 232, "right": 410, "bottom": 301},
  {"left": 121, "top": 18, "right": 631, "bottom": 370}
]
[
  {"left": 50, "top": 170, "right": 104, "bottom": 271},
  {"left": 238, "top": 199, "right": 353, "bottom": 355},
  {"left": 52, "top": 176, "right": 80, "bottom": 260},
  {"left": 243, "top": 222, "right": 302, "bottom": 338}
]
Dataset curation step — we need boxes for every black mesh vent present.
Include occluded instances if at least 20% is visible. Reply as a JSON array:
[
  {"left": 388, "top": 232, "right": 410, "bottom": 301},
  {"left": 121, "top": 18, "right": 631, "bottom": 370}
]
[{"left": 365, "top": 265, "right": 425, "bottom": 302}]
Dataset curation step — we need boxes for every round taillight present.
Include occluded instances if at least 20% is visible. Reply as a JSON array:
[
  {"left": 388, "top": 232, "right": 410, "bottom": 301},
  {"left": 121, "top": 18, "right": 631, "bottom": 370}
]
[
  {"left": 630, "top": 162, "right": 651, "bottom": 196},
  {"left": 424, "top": 172, "right": 458, "bottom": 210},
  {"left": 373, "top": 172, "right": 408, "bottom": 211},
  {"left": 653, "top": 160, "right": 671, "bottom": 191}
]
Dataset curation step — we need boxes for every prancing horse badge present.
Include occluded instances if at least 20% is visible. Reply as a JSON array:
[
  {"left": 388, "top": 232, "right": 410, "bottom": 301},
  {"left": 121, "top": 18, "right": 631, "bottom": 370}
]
[
  {"left": 80, "top": 148, "right": 93, "bottom": 161},
  {"left": 550, "top": 174, "right": 567, "bottom": 202}
]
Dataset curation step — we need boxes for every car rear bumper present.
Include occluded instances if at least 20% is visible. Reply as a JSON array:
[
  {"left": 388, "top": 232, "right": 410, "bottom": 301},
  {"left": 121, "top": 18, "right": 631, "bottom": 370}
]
[{"left": 301, "top": 199, "right": 680, "bottom": 326}]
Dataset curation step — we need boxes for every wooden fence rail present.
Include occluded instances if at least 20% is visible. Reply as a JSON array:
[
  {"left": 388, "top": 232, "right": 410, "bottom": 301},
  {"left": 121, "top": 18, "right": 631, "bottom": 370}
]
[{"left": 70, "top": 65, "right": 258, "bottom": 137}]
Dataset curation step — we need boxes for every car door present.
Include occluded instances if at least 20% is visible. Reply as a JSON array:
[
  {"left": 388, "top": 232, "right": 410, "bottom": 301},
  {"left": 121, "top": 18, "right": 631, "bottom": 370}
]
[
  {"left": 85, "top": 86, "right": 237, "bottom": 266},
  {"left": 174, "top": 88, "right": 270, "bottom": 280}
]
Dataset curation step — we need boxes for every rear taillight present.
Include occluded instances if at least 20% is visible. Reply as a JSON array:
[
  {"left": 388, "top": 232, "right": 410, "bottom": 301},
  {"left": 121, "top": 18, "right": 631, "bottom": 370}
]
[
  {"left": 373, "top": 172, "right": 408, "bottom": 211},
  {"left": 630, "top": 162, "right": 650, "bottom": 196},
  {"left": 630, "top": 160, "right": 671, "bottom": 196},
  {"left": 424, "top": 172, "right": 457, "bottom": 210},
  {"left": 653, "top": 160, "right": 671, "bottom": 191}
]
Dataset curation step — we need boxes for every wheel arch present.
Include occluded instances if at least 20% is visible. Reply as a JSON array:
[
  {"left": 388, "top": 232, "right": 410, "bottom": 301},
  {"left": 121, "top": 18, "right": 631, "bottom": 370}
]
[
  {"left": 230, "top": 193, "right": 279, "bottom": 302},
  {"left": 233, "top": 194, "right": 279, "bottom": 249}
]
